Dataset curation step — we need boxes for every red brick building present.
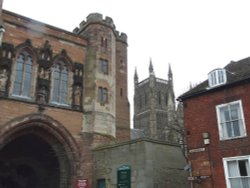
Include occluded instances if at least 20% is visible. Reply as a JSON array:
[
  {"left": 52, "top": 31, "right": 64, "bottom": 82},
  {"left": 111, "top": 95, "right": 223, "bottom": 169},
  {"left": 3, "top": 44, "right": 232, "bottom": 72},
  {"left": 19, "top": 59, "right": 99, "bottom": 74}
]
[
  {"left": 178, "top": 58, "right": 250, "bottom": 188},
  {"left": 0, "top": 1, "right": 130, "bottom": 187}
]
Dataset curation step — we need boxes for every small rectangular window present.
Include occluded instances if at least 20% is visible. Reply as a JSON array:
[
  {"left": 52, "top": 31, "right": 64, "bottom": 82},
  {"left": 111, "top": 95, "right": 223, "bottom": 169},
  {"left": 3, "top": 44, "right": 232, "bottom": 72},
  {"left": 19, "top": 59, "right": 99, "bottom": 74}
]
[
  {"left": 101, "top": 37, "right": 108, "bottom": 48},
  {"left": 208, "top": 68, "right": 227, "bottom": 87},
  {"left": 216, "top": 100, "right": 246, "bottom": 140},
  {"left": 98, "top": 87, "right": 108, "bottom": 104},
  {"left": 99, "top": 59, "right": 109, "bottom": 75},
  {"left": 223, "top": 156, "right": 250, "bottom": 188}
]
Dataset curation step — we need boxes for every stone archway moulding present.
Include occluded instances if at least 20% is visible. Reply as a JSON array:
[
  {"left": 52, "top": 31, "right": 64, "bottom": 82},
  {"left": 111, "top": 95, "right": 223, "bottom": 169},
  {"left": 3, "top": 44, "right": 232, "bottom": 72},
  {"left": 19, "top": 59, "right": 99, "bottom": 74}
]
[{"left": 0, "top": 113, "right": 81, "bottom": 187}]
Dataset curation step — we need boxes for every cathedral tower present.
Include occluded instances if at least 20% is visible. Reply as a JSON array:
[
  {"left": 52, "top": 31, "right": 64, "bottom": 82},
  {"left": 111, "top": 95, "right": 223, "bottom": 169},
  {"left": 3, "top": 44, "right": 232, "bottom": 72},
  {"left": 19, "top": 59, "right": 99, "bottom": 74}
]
[{"left": 133, "top": 61, "right": 177, "bottom": 142}]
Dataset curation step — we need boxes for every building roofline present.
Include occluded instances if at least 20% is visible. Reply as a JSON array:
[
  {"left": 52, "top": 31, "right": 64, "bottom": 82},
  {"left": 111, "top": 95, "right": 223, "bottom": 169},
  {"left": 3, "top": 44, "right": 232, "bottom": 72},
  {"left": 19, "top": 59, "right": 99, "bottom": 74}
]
[
  {"left": 93, "top": 137, "right": 180, "bottom": 151},
  {"left": 178, "top": 76, "right": 250, "bottom": 101},
  {"left": 2, "top": 9, "right": 82, "bottom": 37},
  {"left": 178, "top": 57, "right": 250, "bottom": 101}
]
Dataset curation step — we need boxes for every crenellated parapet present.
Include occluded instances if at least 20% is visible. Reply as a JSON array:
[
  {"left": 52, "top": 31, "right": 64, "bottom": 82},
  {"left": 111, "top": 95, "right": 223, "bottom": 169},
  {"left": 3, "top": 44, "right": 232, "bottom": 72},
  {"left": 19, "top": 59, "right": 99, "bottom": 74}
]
[
  {"left": 73, "top": 13, "right": 127, "bottom": 44},
  {"left": 115, "top": 31, "right": 127, "bottom": 44}
]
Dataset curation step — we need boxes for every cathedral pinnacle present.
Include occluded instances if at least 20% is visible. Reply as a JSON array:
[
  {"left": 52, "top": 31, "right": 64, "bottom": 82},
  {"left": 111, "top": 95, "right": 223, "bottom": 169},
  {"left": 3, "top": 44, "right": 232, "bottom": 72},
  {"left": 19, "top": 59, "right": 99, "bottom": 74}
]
[
  {"left": 149, "top": 58, "right": 154, "bottom": 75},
  {"left": 168, "top": 63, "right": 173, "bottom": 81},
  {"left": 134, "top": 67, "right": 138, "bottom": 85}
]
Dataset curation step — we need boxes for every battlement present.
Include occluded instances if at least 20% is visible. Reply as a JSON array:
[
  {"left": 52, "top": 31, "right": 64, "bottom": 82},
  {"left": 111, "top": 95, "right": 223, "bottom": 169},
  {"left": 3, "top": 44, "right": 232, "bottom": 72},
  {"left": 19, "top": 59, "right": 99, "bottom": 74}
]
[
  {"left": 73, "top": 13, "right": 115, "bottom": 33},
  {"left": 73, "top": 13, "right": 127, "bottom": 43},
  {"left": 115, "top": 31, "right": 127, "bottom": 43}
]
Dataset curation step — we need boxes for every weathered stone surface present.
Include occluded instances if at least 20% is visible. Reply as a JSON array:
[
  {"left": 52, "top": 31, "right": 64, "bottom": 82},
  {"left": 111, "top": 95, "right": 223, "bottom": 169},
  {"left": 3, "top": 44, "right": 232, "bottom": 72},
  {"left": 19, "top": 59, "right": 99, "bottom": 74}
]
[{"left": 93, "top": 138, "right": 188, "bottom": 188}]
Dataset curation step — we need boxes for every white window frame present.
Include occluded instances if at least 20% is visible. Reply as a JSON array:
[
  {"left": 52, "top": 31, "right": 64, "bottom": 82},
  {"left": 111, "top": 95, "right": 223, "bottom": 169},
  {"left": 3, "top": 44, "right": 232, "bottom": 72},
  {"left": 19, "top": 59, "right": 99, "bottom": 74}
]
[
  {"left": 208, "top": 68, "right": 227, "bottom": 87},
  {"left": 216, "top": 100, "right": 246, "bottom": 140},
  {"left": 223, "top": 156, "right": 250, "bottom": 188}
]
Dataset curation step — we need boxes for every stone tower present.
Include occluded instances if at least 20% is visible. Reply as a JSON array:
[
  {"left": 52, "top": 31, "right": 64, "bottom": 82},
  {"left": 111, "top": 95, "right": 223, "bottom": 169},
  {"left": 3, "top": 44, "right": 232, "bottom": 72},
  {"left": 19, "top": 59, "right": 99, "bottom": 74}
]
[
  {"left": 73, "top": 13, "right": 130, "bottom": 141},
  {"left": 133, "top": 60, "right": 177, "bottom": 142}
]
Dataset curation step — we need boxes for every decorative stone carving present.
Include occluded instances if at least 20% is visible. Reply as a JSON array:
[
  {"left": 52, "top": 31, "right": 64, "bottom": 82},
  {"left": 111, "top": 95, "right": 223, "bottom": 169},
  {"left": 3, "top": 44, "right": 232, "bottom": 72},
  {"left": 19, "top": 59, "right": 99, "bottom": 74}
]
[
  {"left": 37, "top": 86, "right": 47, "bottom": 104},
  {"left": 74, "top": 85, "right": 81, "bottom": 106},
  {"left": 36, "top": 40, "right": 52, "bottom": 105},
  {"left": 0, "top": 67, "right": 8, "bottom": 91},
  {"left": 0, "top": 42, "right": 15, "bottom": 66},
  {"left": 39, "top": 67, "right": 50, "bottom": 79},
  {"left": 39, "top": 40, "right": 52, "bottom": 63},
  {"left": 73, "top": 62, "right": 83, "bottom": 110}
]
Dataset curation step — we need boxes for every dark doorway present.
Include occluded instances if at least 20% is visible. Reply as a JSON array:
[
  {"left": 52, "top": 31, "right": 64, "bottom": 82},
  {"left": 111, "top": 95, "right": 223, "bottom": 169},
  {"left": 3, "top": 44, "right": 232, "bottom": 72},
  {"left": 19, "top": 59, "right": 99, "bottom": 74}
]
[
  {"left": 0, "top": 134, "right": 61, "bottom": 188},
  {"left": 97, "top": 179, "right": 106, "bottom": 188}
]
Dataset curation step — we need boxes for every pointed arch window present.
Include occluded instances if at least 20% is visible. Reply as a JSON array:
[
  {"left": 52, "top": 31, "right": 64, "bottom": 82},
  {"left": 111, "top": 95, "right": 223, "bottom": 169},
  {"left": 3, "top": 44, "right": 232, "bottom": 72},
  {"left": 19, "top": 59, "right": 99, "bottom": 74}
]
[
  {"left": 51, "top": 60, "right": 68, "bottom": 105},
  {"left": 13, "top": 51, "right": 33, "bottom": 97}
]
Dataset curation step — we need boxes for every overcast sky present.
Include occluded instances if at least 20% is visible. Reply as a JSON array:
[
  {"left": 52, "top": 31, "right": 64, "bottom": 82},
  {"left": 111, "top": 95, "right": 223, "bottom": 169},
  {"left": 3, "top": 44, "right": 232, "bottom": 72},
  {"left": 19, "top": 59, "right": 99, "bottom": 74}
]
[{"left": 3, "top": 0, "right": 250, "bottom": 120}]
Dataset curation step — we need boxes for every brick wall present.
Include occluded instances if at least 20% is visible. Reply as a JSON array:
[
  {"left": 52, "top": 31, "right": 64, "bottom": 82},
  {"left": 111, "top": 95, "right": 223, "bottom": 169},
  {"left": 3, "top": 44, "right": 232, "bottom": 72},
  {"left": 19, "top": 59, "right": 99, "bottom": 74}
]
[
  {"left": 115, "top": 38, "right": 130, "bottom": 141},
  {"left": 183, "top": 82, "right": 250, "bottom": 187},
  {"left": 0, "top": 9, "right": 131, "bottom": 187},
  {"left": 0, "top": 10, "right": 92, "bottom": 187}
]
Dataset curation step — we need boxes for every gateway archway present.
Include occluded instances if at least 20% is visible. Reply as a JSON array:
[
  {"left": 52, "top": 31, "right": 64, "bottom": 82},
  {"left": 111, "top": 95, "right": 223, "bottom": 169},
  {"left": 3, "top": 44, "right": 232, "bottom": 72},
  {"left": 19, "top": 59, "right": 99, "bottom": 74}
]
[
  {"left": 0, "top": 134, "right": 60, "bottom": 187},
  {"left": 0, "top": 114, "right": 80, "bottom": 188}
]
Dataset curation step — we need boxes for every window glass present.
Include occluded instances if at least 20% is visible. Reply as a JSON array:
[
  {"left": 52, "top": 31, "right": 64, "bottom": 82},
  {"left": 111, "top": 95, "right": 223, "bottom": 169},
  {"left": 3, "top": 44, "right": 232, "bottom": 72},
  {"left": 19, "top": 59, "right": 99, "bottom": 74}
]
[
  {"left": 53, "top": 78, "right": 59, "bottom": 102},
  {"left": 218, "top": 70, "right": 225, "bottom": 83},
  {"left": 224, "top": 157, "right": 250, "bottom": 188},
  {"left": 231, "top": 103, "right": 240, "bottom": 120},
  {"left": 98, "top": 87, "right": 108, "bottom": 104},
  {"left": 13, "top": 82, "right": 21, "bottom": 95},
  {"left": 239, "top": 160, "right": 249, "bottom": 176},
  {"left": 103, "top": 61, "right": 108, "bottom": 74},
  {"left": 103, "top": 88, "right": 108, "bottom": 102},
  {"left": 99, "top": 59, "right": 108, "bottom": 74},
  {"left": 13, "top": 51, "right": 33, "bottom": 97},
  {"left": 211, "top": 71, "right": 216, "bottom": 85},
  {"left": 51, "top": 60, "right": 68, "bottom": 105},
  {"left": 228, "top": 160, "right": 238, "bottom": 177}
]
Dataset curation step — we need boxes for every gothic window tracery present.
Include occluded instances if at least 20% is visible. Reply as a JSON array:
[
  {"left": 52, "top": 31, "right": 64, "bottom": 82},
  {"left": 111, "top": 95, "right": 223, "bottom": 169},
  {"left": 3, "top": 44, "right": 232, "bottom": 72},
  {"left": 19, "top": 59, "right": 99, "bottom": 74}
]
[
  {"left": 4, "top": 40, "right": 81, "bottom": 110},
  {"left": 13, "top": 50, "right": 34, "bottom": 98},
  {"left": 51, "top": 60, "right": 69, "bottom": 105}
]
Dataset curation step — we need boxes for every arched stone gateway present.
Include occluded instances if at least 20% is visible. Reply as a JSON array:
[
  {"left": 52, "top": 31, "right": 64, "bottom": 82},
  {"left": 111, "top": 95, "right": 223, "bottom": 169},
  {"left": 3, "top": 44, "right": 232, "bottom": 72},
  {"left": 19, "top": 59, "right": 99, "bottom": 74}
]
[{"left": 0, "top": 114, "right": 80, "bottom": 188}]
